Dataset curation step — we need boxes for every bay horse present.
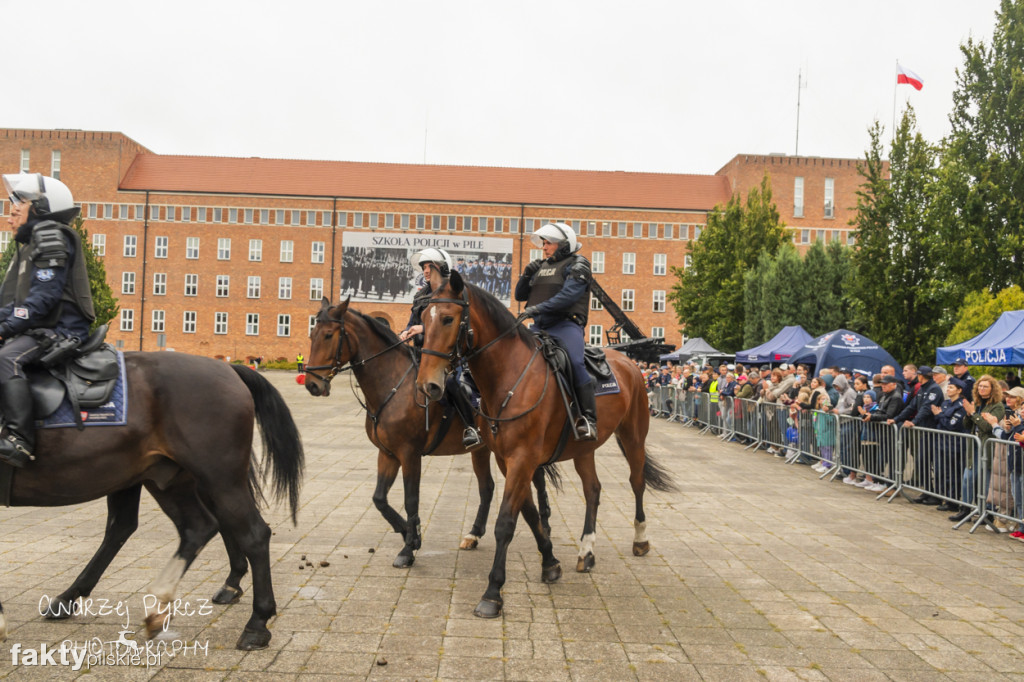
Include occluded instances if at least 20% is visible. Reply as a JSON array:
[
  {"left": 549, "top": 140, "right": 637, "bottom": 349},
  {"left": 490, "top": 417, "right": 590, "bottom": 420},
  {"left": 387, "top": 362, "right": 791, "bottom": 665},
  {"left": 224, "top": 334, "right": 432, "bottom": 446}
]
[
  {"left": 303, "top": 297, "right": 556, "bottom": 568},
  {"left": 0, "top": 354, "right": 303, "bottom": 650},
  {"left": 415, "top": 271, "right": 676, "bottom": 618}
]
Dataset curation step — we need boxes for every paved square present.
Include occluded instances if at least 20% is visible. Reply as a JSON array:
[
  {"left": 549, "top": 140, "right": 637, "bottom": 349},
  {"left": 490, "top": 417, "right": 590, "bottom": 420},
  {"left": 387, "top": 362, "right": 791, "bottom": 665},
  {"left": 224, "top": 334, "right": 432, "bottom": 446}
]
[{"left": 1, "top": 370, "right": 1024, "bottom": 680}]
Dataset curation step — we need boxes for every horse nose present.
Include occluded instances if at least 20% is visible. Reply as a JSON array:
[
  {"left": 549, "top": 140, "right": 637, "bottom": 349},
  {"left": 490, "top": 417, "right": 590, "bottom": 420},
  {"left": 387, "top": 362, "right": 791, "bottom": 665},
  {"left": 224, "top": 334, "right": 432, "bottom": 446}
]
[
  {"left": 305, "top": 379, "right": 326, "bottom": 397},
  {"left": 422, "top": 381, "right": 444, "bottom": 402}
]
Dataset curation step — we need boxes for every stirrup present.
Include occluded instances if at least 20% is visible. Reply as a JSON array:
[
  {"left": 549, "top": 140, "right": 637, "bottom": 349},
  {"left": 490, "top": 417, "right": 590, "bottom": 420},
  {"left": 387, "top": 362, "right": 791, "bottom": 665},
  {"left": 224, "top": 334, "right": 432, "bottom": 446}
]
[
  {"left": 0, "top": 435, "right": 32, "bottom": 468},
  {"left": 462, "top": 427, "right": 484, "bottom": 451},
  {"left": 574, "top": 418, "right": 597, "bottom": 441}
]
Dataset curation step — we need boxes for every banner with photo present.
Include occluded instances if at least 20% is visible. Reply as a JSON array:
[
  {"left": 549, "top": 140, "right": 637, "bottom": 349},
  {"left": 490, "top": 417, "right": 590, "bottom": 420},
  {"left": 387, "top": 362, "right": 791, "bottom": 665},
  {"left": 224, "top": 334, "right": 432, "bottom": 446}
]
[{"left": 340, "top": 232, "right": 515, "bottom": 305}]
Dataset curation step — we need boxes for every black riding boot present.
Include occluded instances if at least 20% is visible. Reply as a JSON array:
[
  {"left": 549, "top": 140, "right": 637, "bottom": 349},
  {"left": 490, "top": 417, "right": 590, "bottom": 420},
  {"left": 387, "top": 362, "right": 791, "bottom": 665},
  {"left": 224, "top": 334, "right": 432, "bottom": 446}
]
[
  {"left": 0, "top": 377, "right": 35, "bottom": 468},
  {"left": 574, "top": 381, "right": 598, "bottom": 441},
  {"left": 450, "top": 384, "right": 484, "bottom": 451}
]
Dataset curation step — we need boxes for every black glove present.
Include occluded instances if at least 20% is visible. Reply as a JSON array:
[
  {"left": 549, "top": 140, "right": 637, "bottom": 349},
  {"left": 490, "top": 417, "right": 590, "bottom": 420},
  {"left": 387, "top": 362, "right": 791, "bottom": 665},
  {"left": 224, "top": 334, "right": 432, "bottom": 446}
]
[
  {"left": 523, "top": 306, "right": 540, "bottom": 317},
  {"left": 521, "top": 259, "right": 543, "bottom": 279}
]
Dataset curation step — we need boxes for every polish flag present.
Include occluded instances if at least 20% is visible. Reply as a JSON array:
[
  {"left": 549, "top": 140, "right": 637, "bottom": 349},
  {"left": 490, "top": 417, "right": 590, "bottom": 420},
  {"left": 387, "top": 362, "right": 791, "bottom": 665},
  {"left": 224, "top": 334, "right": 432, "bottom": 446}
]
[{"left": 897, "top": 64, "right": 924, "bottom": 91}]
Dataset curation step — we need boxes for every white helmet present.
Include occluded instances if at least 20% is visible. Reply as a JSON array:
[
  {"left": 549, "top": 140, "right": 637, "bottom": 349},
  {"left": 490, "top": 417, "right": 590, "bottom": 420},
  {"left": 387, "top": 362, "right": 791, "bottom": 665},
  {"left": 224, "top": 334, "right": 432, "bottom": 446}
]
[
  {"left": 531, "top": 222, "right": 580, "bottom": 258},
  {"left": 2, "top": 173, "right": 75, "bottom": 218},
  {"left": 411, "top": 247, "right": 453, "bottom": 277}
]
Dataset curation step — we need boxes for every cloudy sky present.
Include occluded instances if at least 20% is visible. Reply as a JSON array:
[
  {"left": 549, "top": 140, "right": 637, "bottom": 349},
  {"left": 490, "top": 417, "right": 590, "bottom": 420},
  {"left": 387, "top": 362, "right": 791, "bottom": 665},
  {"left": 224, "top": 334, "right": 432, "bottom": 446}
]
[{"left": 7, "top": 0, "right": 1001, "bottom": 174}]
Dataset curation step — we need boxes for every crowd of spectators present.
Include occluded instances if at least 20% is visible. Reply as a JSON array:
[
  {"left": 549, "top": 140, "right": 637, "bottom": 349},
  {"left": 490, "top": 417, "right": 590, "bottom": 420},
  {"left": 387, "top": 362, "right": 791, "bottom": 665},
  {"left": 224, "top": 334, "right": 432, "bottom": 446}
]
[{"left": 635, "top": 357, "right": 1024, "bottom": 539}]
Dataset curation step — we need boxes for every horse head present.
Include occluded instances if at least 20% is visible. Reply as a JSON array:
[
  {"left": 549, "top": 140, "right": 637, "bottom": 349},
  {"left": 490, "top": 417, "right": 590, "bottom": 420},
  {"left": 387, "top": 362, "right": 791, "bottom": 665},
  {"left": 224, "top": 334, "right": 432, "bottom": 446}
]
[
  {"left": 415, "top": 271, "right": 471, "bottom": 403},
  {"left": 304, "top": 296, "right": 353, "bottom": 397}
]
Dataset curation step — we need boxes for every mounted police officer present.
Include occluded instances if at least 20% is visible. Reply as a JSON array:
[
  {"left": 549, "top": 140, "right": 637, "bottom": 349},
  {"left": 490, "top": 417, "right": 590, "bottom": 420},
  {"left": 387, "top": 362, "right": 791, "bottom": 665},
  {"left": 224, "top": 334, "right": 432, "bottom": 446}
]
[
  {"left": 516, "top": 222, "right": 597, "bottom": 441},
  {"left": 398, "top": 247, "right": 484, "bottom": 451},
  {"left": 0, "top": 173, "right": 95, "bottom": 467}
]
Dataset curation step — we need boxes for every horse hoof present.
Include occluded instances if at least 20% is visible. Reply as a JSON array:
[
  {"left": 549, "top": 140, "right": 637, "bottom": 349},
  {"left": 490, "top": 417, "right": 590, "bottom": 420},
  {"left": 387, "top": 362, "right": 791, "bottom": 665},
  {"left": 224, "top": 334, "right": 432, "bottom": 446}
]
[
  {"left": 542, "top": 562, "right": 562, "bottom": 584},
  {"left": 576, "top": 552, "right": 596, "bottom": 573},
  {"left": 393, "top": 553, "right": 415, "bottom": 569},
  {"left": 473, "top": 598, "right": 503, "bottom": 619},
  {"left": 632, "top": 541, "right": 651, "bottom": 557},
  {"left": 235, "top": 627, "right": 271, "bottom": 651},
  {"left": 459, "top": 536, "right": 479, "bottom": 550},
  {"left": 212, "top": 585, "right": 243, "bottom": 605},
  {"left": 43, "top": 597, "right": 75, "bottom": 620}
]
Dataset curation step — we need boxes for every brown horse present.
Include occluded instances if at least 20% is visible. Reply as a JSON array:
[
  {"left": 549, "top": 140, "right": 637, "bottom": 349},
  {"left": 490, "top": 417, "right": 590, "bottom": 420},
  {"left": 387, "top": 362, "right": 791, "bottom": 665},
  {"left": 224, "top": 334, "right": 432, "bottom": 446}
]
[
  {"left": 304, "top": 297, "right": 556, "bottom": 568},
  {"left": 0, "top": 355, "right": 303, "bottom": 650},
  {"left": 415, "top": 272, "right": 676, "bottom": 618}
]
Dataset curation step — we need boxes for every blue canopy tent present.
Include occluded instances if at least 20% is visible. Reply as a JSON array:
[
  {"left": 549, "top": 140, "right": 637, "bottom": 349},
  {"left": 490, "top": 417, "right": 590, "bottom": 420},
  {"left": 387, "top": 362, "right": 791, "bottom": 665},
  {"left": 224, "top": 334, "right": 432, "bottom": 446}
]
[
  {"left": 936, "top": 310, "right": 1024, "bottom": 365},
  {"left": 789, "top": 329, "right": 899, "bottom": 377},
  {"left": 735, "top": 325, "right": 814, "bottom": 364}
]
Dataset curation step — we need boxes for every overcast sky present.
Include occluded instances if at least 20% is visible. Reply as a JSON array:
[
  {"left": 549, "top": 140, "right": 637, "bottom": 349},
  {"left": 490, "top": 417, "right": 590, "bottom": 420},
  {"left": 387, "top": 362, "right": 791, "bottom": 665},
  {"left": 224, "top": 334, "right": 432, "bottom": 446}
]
[{"left": 6, "top": 0, "right": 1001, "bottom": 174}]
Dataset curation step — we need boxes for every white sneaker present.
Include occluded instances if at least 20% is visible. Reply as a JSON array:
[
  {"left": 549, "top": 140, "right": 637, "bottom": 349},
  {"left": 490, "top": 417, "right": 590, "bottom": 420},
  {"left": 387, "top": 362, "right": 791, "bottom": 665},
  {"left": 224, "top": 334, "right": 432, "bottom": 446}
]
[
  {"left": 843, "top": 475, "right": 859, "bottom": 485},
  {"left": 766, "top": 447, "right": 778, "bottom": 455},
  {"left": 812, "top": 463, "right": 825, "bottom": 472},
  {"left": 867, "top": 483, "right": 887, "bottom": 492},
  {"left": 855, "top": 479, "right": 873, "bottom": 488}
]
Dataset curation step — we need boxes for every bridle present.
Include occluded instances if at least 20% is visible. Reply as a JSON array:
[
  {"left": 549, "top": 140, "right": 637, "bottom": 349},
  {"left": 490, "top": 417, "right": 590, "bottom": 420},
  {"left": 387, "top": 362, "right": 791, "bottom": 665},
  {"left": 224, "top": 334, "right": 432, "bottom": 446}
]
[{"left": 304, "top": 307, "right": 411, "bottom": 384}]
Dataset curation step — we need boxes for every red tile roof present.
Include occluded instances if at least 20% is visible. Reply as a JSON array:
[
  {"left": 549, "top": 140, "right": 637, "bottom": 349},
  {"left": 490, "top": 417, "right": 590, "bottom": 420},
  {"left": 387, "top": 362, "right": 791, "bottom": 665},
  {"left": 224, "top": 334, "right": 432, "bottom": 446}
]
[{"left": 119, "top": 155, "right": 731, "bottom": 212}]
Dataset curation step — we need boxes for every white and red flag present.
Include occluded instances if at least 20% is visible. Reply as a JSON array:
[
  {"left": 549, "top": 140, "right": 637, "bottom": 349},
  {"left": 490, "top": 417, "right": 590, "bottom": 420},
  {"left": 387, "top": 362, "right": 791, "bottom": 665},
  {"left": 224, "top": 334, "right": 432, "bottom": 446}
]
[{"left": 896, "top": 64, "right": 923, "bottom": 91}]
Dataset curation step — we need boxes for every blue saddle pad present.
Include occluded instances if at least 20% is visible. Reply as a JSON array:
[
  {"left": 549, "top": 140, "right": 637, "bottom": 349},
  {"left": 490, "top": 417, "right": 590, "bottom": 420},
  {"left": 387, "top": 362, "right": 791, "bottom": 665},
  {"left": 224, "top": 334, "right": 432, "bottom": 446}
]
[
  {"left": 595, "top": 375, "right": 620, "bottom": 396},
  {"left": 39, "top": 351, "right": 128, "bottom": 429}
]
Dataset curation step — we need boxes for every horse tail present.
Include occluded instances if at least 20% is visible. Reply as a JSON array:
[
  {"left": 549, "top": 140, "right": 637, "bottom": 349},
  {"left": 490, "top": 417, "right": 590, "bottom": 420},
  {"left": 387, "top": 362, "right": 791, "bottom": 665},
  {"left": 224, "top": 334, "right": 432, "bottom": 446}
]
[
  {"left": 230, "top": 365, "right": 305, "bottom": 525},
  {"left": 641, "top": 451, "right": 678, "bottom": 493},
  {"left": 539, "top": 462, "right": 564, "bottom": 493}
]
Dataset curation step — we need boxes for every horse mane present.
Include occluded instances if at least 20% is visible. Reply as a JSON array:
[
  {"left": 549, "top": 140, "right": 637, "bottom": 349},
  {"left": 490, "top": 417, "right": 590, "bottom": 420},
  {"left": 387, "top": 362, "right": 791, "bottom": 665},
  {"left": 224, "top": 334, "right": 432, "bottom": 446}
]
[
  {"left": 461, "top": 282, "right": 536, "bottom": 346},
  {"left": 350, "top": 309, "right": 402, "bottom": 347}
]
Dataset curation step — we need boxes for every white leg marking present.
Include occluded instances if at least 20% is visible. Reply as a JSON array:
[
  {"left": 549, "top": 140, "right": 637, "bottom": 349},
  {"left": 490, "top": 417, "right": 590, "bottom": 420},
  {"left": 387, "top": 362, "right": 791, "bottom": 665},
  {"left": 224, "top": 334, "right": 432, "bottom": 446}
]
[
  {"left": 578, "top": 532, "right": 597, "bottom": 558},
  {"left": 146, "top": 556, "right": 188, "bottom": 603},
  {"left": 0, "top": 612, "right": 7, "bottom": 641},
  {"left": 463, "top": 534, "right": 481, "bottom": 542},
  {"left": 634, "top": 520, "right": 648, "bottom": 544}
]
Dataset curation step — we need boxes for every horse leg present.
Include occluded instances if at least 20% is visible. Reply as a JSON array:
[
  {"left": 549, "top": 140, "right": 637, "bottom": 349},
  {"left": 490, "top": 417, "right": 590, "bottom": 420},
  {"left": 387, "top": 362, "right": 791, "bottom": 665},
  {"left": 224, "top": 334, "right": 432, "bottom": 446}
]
[
  {"left": 519, "top": 481, "right": 561, "bottom": 584},
  {"left": 43, "top": 485, "right": 143, "bottom": 619},
  {"left": 533, "top": 466, "right": 552, "bottom": 537},
  {"left": 198, "top": 490, "right": 250, "bottom": 605},
  {"left": 461, "top": 449, "right": 495, "bottom": 550},
  {"left": 394, "top": 453, "right": 423, "bottom": 568},
  {"left": 372, "top": 451, "right": 408, "bottom": 536},
  {"left": 616, "top": 434, "right": 650, "bottom": 556},
  {"left": 573, "top": 454, "right": 602, "bottom": 573},
  {"left": 141, "top": 481, "right": 220, "bottom": 640},
  {"left": 474, "top": 457, "right": 533, "bottom": 619}
]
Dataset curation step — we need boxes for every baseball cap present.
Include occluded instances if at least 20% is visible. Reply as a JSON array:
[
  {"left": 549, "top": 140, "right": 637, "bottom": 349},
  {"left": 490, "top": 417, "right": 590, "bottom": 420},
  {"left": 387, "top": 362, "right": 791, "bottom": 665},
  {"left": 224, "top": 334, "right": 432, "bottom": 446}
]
[
  {"left": 778, "top": 363, "right": 790, "bottom": 371},
  {"left": 727, "top": 364, "right": 735, "bottom": 370},
  {"left": 953, "top": 358, "right": 968, "bottom": 366},
  {"left": 932, "top": 366, "right": 948, "bottom": 376},
  {"left": 1008, "top": 387, "right": 1024, "bottom": 400},
  {"left": 760, "top": 365, "right": 770, "bottom": 371},
  {"left": 918, "top": 366, "right": 933, "bottom": 375},
  {"left": 948, "top": 377, "right": 966, "bottom": 391},
  {"left": 880, "top": 375, "right": 899, "bottom": 385}
]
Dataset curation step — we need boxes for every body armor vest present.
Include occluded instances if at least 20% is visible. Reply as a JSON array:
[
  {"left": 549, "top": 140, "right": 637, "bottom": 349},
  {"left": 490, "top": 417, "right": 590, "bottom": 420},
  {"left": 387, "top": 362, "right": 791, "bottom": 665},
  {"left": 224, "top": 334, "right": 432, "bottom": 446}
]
[{"left": 526, "top": 255, "right": 589, "bottom": 327}]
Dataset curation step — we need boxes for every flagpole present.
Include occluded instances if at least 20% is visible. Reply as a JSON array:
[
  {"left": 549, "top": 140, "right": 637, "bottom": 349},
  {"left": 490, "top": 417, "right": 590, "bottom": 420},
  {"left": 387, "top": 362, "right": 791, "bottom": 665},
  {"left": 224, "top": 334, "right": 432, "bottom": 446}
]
[
  {"left": 795, "top": 69, "right": 802, "bottom": 156},
  {"left": 891, "top": 60, "right": 899, "bottom": 147}
]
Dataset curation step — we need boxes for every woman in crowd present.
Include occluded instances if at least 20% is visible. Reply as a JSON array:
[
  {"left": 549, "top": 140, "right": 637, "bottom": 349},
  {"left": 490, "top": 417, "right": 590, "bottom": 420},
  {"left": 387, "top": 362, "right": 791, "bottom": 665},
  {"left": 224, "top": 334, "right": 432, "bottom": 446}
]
[{"left": 958, "top": 375, "right": 1006, "bottom": 522}]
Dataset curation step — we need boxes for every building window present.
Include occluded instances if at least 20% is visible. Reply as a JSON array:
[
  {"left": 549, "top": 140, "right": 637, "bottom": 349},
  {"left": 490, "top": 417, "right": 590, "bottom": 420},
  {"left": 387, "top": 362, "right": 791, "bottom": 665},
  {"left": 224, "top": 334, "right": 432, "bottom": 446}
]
[
  {"left": 181, "top": 206, "right": 191, "bottom": 223},
  {"left": 461, "top": 216, "right": 471, "bottom": 232},
  {"left": 416, "top": 214, "right": 425, "bottom": 230},
  {"left": 120, "top": 309, "right": 133, "bottom": 332},
  {"left": 51, "top": 151, "right": 61, "bottom": 180},
  {"left": 154, "top": 236, "right": 168, "bottom": 258},
  {"left": 183, "top": 311, "right": 196, "bottom": 334},
  {"left": 369, "top": 213, "right": 379, "bottom": 229},
  {"left": 824, "top": 178, "right": 835, "bottom": 219},
  {"left": 794, "top": 177, "right": 804, "bottom": 218},
  {"left": 103, "top": 204, "right": 113, "bottom": 220},
  {"left": 684, "top": 254, "right": 692, "bottom": 269},
  {"left": 259, "top": 209, "right": 269, "bottom": 225},
  {"left": 664, "top": 224, "right": 675, "bottom": 239},
  {"left": 847, "top": 232, "right": 857, "bottom": 246},
  {"left": 247, "top": 276, "right": 261, "bottom": 298},
  {"left": 19, "top": 149, "right": 31, "bottom": 173},
  {"left": 385, "top": 213, "right": 395, "bottom": 229},
  {"left": 591, "top": 294, "right": 603, "bottom": 311},
  {"left": 401, "top": 214, "right": 410, "bottom": 230},
  {"left": 310, "top": 278, "right": 324, "bottom": 300},
  {"left": 817, "top": 229, "right": 826, "bottom": 242},
  {"left": 653, "top": 253, "right": 667, "bottom": 276},
  {"left": 280, "top": 240, "right": 294, "bottom": 263},
  {"left": 479, "top": 217, "right": 488, "bottom": 232},
  {"left": 290, "top": 210, "right": 300, "bottom": 226},
  {"left": 151, "top": 310, "right": 165, "bottom": 333},
  {"left": 311, "top": 241, "right": 325, "bottom": 263},
  {"left": 308, "top": 315, "right": 317, "bottom": 335},
  {"left": 152, "top": 272, "right": 166, "bottom": 296},
  {"left": 196, "top": 207, "right": 207, "bottom": 223},
  {"left": 216, "top": 275, "right": 229, "bottom": 298},
  {"left": 214, "top": 312, "right": 228, "bottom": 335},
  {"left": 322, "top": 211, "right": 331, "bottom": 226},
  {"left": 431, "top": 215, "right": 441, "bottom": 231},
  {"left": 275, "top": 209, "right": 284, "bottom": 225},
  {"left": 279, "top": 277, "right": 292, "bottom": 300},
  {"left": 228, "top": 208, "right": 238, "bottom": 224},
  {"left": 121, "top": 272, "right": 135, "bottom": 295},
  {"left": 589, "top": 325, "right": 603, "bottom": 346},
  {"left": 653, "top": 290, "right": 666, "bottom": 313},
  {"left": 494, "top": 217, "right": 504, "bottom": 233},
  {"left": 529, "top": 248, "right": 542, "bottom": 261},
  {"left": 249, "top": 239, "right": 262, "bottom": 262},
  {"left": 622, "top": 253, "right": 636, "bottom": 275},
  {"left": 123, "top": 235, "right": 137, "bottom": 258},
  {"left": 246, "top": 313, "right": 259, "bottom": 336},
  {"left": 87, "top": 204, "right": 98, "bottom": 219},
  {"left": 244, "top": 209, "right": 253, "bottom": 224},
  {"left": 694, "top": 225, "right": 704, "bottom": 240},
  {"left": 217, "top": 238, "right": 231, "bottom": 260},
  {"left": 633, "top": 223, "right": 643, "bottom": 239},
  {"left": 277, "top": 314, "right": 291, "bottom": 337},
  {"left": 647, "top": 223, "right": 657, "bottom": 239},
  {"left": 525, "top": 218, "right": 535, "bottom": 234},
  {"left": 184, "top": 273, "right": 198, "bottom": 297},
  {"left": 800, "top": 229, "right": 810, "bottom": 244},
  {"left": 591, "top": 251, "right": 604, "bottom": 273},
  {"left": 211, "top": 207, "right": 222, "bottom": 223},
  {"left": 92, "top": 233, "right": 105, "bottom": 256},
  {"left": 621, "top": 289, "right": 634, "bottom": 312},
  {"left": 186, "top": 237, "right": 199, "bottom": 260},
  {"left": 0, "top": 232, "right": 9, "bottom": 251}
]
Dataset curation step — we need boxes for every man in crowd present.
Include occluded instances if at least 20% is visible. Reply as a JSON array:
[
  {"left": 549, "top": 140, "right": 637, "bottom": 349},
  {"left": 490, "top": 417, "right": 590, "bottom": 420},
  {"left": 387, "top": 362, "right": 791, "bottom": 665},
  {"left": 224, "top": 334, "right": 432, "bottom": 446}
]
[
  {"left": 952, "top": 358, "right": 975, "bottom": 397},
  {"left": 890, "top": 366, "right": 945, "bottom": 504}
]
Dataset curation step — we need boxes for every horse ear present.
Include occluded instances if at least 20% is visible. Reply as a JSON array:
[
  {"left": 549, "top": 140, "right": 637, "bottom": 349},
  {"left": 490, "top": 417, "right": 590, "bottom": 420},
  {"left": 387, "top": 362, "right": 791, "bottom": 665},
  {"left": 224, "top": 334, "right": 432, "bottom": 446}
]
[
  {"left": 449, "top": 270, "right": 464, "bottom": 295},
  {"left": 320, "top": 296, "right": 331, "bottom": 311},
  {"left": 337, "top": 295, "right": 351, "bottom": 316}
]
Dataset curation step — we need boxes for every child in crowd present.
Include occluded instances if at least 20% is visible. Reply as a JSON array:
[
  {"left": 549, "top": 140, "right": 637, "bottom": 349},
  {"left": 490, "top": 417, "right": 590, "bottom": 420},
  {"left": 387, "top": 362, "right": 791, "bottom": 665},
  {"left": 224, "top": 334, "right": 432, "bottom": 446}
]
[{"left": 811, "top": 392, "right": 836, "bottom": 472}]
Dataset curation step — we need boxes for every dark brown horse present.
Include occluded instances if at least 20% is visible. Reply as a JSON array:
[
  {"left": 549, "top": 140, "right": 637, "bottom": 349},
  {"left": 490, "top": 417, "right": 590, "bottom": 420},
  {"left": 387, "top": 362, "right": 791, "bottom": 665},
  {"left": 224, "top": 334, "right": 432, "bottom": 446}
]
[
  {"left": 415, "top": 272, "right": 676, "bottom": 618},
  {"left": 303, "top": 297, "right": 555, "bottom": 568},
  {"left": 0, "top": 354, "right": 303, "bottom": 650}
]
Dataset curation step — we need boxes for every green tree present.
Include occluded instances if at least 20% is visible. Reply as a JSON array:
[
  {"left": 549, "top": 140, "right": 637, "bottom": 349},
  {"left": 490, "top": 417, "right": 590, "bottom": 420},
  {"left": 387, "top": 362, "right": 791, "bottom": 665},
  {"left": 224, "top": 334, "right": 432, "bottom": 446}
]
[
  {"left": 933, "top": 0, "right": 1024, "bottom": 294},
  {"left": 822, "top": 240, "right": 855, "bottom": 333},
  {"left": 799, "top": 241, "right": 830, "bottom": 335},
  {"left": 849, "top": 111, "right": 949, "bottom": 363},
  {"left": 742, "top": 250, "right": 771, "bottom": 346},
  {"left": 759, "top": 242, "right": 803, "bottom": 337},
  {"left": 0, "top": 216, "right": 118, "bottom": 331},
  {"left": 669, "top": 173, "right": 787, "bottom": 351}
]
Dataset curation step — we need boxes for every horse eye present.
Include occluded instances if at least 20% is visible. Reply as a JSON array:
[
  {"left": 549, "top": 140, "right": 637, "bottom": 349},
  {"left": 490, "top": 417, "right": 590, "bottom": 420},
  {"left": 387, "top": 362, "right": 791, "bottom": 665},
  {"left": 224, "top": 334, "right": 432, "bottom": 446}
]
[
  {"left": 442, "top": 316, "right": 455, "bottom": 326},
  {"left": 324, "top": 332, "right": 333, "bottom": 339}
]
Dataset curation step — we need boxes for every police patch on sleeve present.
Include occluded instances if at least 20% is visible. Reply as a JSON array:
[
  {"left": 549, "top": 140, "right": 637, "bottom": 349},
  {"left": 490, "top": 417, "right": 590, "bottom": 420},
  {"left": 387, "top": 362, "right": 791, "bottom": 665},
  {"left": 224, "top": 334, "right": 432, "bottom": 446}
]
[
  {"left": 35, "top": 268, "right": 55, "bottom": 282},
  {"left": 13, "top": 307, "right": 28, "bottom": 319}
]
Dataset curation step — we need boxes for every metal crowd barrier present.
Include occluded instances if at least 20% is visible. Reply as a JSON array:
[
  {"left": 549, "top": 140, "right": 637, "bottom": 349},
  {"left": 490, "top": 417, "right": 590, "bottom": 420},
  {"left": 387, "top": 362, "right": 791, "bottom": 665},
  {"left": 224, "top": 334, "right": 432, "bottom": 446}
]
[
  {"left": 894, "top": 425, "right": 981, "bottom": 528},
  {"left": 832, "top": 415, "right": 900, "bottom": 497},
  {"left": 973, "top": 437, "right": 1024, "bottom": 534}
]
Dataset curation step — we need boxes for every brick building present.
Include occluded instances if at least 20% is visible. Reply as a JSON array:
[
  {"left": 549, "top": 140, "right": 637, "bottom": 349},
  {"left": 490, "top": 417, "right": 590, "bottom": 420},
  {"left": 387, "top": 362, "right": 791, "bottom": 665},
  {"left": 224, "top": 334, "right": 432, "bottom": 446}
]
[{"left": 0, "top": 129, "right": 866, "bottom": 360}]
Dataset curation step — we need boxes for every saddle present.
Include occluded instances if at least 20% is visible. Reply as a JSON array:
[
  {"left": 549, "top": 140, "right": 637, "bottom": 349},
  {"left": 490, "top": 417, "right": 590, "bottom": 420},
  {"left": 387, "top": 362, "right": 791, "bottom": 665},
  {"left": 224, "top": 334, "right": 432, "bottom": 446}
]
[
  {"left": 26, "top": 325, "right": 119, "bottom": 429},
  {"left": 535, "top": 332, "right": 611, "bottom": 386}
]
